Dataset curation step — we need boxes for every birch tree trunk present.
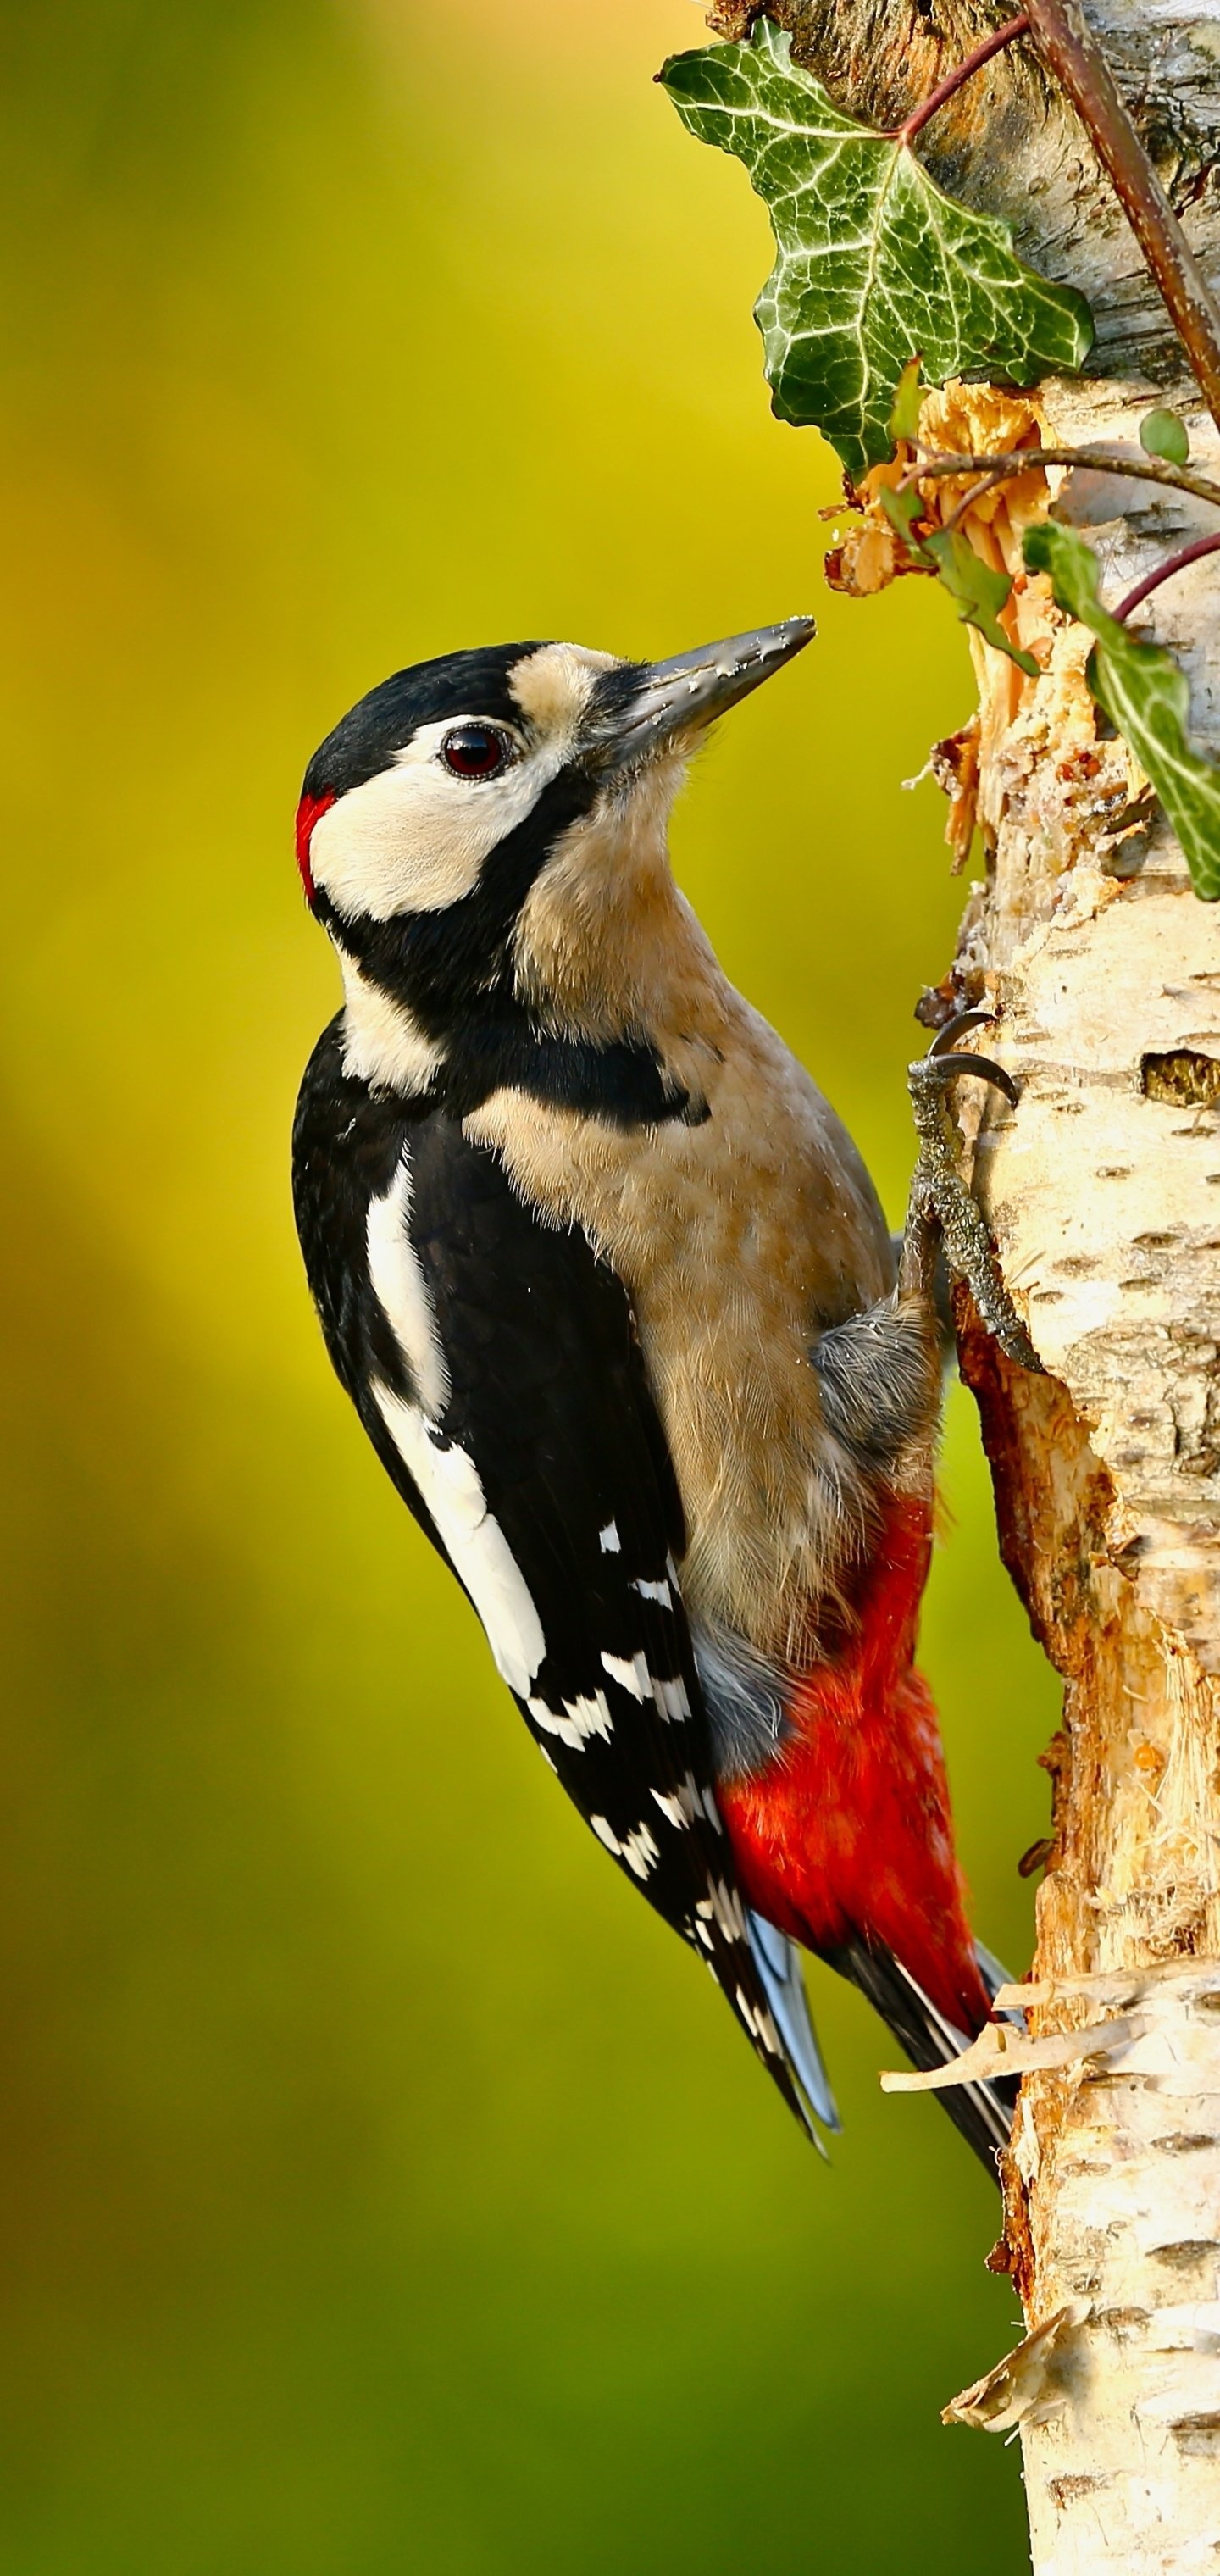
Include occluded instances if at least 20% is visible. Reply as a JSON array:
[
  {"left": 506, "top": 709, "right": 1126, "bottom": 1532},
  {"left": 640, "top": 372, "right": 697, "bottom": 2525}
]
[{"left": 701, "top": 3, "right": 1220, "bottom": 2563}]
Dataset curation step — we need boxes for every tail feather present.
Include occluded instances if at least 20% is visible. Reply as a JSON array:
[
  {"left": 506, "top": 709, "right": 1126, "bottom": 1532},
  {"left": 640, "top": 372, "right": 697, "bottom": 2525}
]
[
  {"left": 975, "top": 1940, "right": 1025, "bottom": 2026},
  {"left": 835, "top": 1935, "right": 1018, "bottom": 2178},
  {"left": 747, "top": 1911, "right": 840, "bottom": 2144}
]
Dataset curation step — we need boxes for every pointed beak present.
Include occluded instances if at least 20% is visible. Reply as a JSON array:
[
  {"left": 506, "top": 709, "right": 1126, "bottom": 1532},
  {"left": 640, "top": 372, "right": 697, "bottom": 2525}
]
[{"left": 594, "top": 616, "right": 816, "bottom": 768}]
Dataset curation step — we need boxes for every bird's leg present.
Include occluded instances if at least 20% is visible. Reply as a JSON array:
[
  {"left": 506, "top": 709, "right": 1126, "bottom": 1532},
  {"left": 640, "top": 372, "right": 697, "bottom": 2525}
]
[{"left": 900, "top": 1012, "right": 1041, "bottom": 1374}]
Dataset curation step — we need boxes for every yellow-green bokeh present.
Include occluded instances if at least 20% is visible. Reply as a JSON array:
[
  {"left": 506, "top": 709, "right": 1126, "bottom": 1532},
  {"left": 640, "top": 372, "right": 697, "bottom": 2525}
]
[{"left": 1, "top": 4, "right": 1059, "bottom": 2566}]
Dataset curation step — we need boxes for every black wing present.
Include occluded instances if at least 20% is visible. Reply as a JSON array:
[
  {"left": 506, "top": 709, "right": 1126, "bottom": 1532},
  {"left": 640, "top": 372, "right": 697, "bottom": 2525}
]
[{"left": 293, "top": 1029, "right": 817, "bottom": 2137}]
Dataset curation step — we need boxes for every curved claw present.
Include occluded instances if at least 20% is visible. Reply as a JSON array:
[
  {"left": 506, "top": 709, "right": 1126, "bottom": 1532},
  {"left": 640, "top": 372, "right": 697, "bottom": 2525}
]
[
  {"left": 929, "top": 1007, "right": 999, "bottom": 1058},
  {"left": 923, "top": 1048, "right": 1020, "bottom": 1110}
]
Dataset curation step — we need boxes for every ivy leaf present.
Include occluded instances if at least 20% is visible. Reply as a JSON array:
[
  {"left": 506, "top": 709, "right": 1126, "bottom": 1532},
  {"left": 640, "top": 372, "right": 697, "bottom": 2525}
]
[
  {"left": 879, "top": 482, "right": 927, "bottom": 550},
  {"left": 923, "top": 529, "right": 1040, "bottom": 675},
  {"left": 1024, "top": 520, "right": 1220, "bottom": 900},
  {"left": 879, "top": 488, "right": 1039, "bottom": 674},
  {"left": 1140, "top": 408, "right": 1190, "bottom": 466},
  {"left": 889, "top": 357, "right": 924, "bottom": 447},
  {"left": 659, "top": 16, "right": 1093, "bottom": 478}
]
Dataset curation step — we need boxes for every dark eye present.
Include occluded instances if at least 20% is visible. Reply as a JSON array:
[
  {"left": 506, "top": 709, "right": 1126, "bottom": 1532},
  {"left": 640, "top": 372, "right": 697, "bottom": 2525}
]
[{"left": 441, "top": 724, "right": 511, "bottom": 779}]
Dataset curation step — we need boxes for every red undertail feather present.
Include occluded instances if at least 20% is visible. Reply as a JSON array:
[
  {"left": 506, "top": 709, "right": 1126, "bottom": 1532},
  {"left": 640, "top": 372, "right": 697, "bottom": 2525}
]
[{"left": 718, "top": 1492, "right": 991, "bottom": 2039}]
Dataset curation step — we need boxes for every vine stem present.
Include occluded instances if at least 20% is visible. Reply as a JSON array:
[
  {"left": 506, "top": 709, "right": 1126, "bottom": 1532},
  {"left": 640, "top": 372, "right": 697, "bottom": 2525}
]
[
  {"left": 889, "top": 12, "right": 1030, "bottom": 148},
  {"left": 1114, "top": 530, "right": 1220, "bottom": 623},
  {"left": 1023, "top": 0, "right": 1220, "bottom": 436},
  {"left": 894, "top": 445, "right": 1220, "bottom": 525}
]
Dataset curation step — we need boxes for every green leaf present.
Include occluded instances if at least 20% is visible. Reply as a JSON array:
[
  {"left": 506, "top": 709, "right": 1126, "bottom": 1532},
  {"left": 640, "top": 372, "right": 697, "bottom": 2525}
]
[
  {"left": 1140, "top": 408, "right": 1190, "bottom": 465},
  {"left": 659, "top": 16, "right": 1094, "bottom": 478},
  {"left": 878, "top": 486, "right": 1038, "bottom": 674},
  {"left": 1024, "top": 519, "right": 1220, "bottom": 899},
  {"left": 889, "top": 357, "right": 924, "bottom": 447},
  {"left": 923, "top": 527, "right": 1040, "bottom": 675},
  {"left": 878, "top": 481, "right": 927, "bottom": 549}
]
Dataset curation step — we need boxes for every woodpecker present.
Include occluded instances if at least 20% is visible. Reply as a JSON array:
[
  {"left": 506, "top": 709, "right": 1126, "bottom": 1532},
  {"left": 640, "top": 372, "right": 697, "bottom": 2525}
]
[{"left": 291, "top": 622, "right": 1026, "bottom": 2172}]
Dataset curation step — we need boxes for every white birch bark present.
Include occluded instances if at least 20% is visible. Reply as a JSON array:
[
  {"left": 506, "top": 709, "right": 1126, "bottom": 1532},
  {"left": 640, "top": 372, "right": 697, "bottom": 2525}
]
[
  {"left": 700, "top": 3, "right": 1220, "bottom": 2564},
  {"left": 948, "top": 313, "right": 1220, "bottom": 2576}
]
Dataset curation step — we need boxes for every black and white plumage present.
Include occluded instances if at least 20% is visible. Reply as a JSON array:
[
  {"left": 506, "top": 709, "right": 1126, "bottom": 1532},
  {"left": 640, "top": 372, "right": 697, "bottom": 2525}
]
[
  {"left": 291, "top": 623, "right": 1018, "bottom": 2173},
  {"left": 293, "top": 1010, "right": 832, "bottom": 2139}
]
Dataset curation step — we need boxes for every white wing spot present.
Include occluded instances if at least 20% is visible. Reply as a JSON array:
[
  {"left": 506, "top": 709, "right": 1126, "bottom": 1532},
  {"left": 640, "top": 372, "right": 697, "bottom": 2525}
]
[
  {"left": 631, "top": 1575, "right": 672, "bottom": 1607},
  {"left": 735, "top": 1988, "right": 782, "bottom": 2050},
  {"left": 599, "top": 1522, "right": 621, "bottom": 1555},
  {"left": 373, "top": 1385, "right": 545, "bottom": 1695},
  {"left": 757, "top": 2007, "right": 782, "bottom": 2057},
  {"left": 620, "top": 1824, "right": 660, "bottom": 1880},
  {"left": 527, "top": 1690, "right": 613, "bottom": 1751},
  {"left": 601, "top": 1651, "right": 646, "bottom": 1700},
  {"left": 709, "top": 1879, "right": 749, "bottom": 1943},
  {"left": 733, "top": 1989, "right": 780, "bottom": 2053},
  {"left": 589, "top": 1814, "right": 660, "bottom": 1880},
  {"left": 650, "top": 1772, "right": 706, "bottom": 1830}
]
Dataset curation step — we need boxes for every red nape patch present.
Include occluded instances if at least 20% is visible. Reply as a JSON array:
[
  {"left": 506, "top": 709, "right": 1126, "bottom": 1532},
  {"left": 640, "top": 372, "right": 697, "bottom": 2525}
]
[
  {"left": 295, "top": 789, "right": 335, "bottom": 904},
  {"left": 718, "top": 1491, "right": 993, "bottom": 2040}
]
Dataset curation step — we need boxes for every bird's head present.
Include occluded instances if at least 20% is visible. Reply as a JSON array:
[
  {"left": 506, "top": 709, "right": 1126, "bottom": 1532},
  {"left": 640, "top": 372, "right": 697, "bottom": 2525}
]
[{"left": 296, "top": 620, "right": 814, "bottom": 1102}]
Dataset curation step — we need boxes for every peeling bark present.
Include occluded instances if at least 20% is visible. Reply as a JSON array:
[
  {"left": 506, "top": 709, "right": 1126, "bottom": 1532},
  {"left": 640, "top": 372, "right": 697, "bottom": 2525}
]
[{"left": 697, "top": 3, "right": 1220, "bottom": 2567}]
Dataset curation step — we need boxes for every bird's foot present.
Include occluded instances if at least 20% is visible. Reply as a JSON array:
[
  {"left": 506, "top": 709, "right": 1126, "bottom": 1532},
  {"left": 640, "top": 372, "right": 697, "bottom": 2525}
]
[{"left": 901, "top": 1012, "right": 1041, "bottom": 1374}]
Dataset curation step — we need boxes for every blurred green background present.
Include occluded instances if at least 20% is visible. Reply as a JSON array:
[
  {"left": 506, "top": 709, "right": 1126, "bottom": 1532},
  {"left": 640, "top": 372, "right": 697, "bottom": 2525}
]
[{"left": 0, "top": 3, "right": 1060, "bottom": 2567}]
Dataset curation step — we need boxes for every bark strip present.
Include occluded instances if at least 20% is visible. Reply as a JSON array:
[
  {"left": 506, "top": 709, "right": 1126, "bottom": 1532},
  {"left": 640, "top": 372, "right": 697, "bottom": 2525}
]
[{"left": 696, "top": 4, "right": 1220, "bottom": 2567}]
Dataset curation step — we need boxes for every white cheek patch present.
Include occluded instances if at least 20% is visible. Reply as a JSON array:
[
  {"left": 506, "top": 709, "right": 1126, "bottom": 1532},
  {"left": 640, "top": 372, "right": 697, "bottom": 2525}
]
[
  {"left": 308, "top": 718, "right": 567, "bottom": 924},
  {"left": 373, "top": 1384, "right": 546, "bottom": 1696},
  {"left": 365, "top": 1154, "right": 450, "bottom": 1418}
]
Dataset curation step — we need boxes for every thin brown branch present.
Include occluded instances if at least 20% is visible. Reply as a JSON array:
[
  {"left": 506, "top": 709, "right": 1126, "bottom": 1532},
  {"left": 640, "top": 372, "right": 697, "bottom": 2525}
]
[
  {"left": 1114, "top": 530, "right": 1220, "bottom": 623},
  {"left": 898, "top": 446, "right": 1220, "bottom": 517},
  {"left": 1023, "top": 0, "right": 1220, "bottom": 435},
  {"left": 890, "top": 13, "right": 1030, "bottom": 148}
]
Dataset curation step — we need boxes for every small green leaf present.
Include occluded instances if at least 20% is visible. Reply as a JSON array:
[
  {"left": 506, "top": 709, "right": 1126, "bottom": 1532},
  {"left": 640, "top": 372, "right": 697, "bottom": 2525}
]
[
  {"left": 879, "top": 485, "right": 1037, "bottom": 672},
  {"left": 923, "top": 527, "right": 1040, "bottom": 675},
  {"left": 1140, "top": 408, "right": 1190, "bottom": 466},
  {"left": 879, "top": 482, "right": 928, "bottom": 550},
  {"left": 1024, "top": 519, "right": 1220, "bottom": 899},
  {"left": 889, "top": 357, "right": 924, "bottom": 447},
  {"left": 659, "top": 16, "right": 1094, "bottom": 478}
]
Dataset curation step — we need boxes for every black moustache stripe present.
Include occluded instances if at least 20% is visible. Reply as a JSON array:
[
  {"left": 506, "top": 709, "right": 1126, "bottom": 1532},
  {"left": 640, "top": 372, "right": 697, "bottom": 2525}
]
[{"left": 318, "top": 767, "right": 704, "bottom": 1130}]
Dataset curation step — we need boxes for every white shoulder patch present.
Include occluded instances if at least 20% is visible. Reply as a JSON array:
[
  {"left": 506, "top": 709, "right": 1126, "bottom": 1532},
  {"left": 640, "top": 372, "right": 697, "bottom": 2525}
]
[
  {"left": 366, "top": 1153, "right": 450, "bottom": 1417},
  {"left": 373, "top": 1383, "right": 545, "bottom": 1696}
]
